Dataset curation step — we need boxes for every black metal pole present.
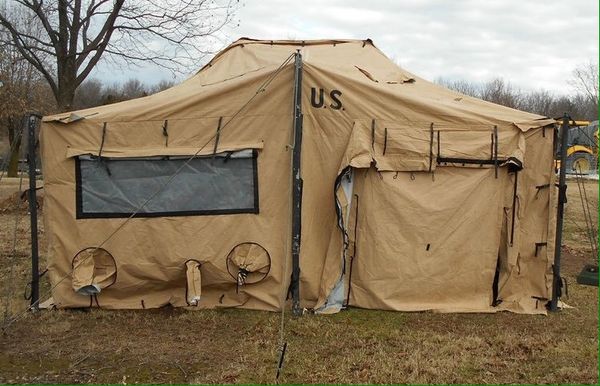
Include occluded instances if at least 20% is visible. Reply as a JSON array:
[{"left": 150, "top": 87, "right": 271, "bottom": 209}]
[
  {"left": 26, "top": 113, "right": 41, "bottom": 310},
  {"left": 291, "top": 51, "right": 303, "bottom": 316},
  {"left": 550, "top": 114, "right": 570, "bottom": 311}
]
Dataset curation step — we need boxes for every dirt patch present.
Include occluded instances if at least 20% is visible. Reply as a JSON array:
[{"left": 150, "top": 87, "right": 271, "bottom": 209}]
[
  {"left": 562, "top": 245, "right": 597, "bottom": 278},
  {"left": 0, "top": 191, "right": 44, "bottom": 214}
]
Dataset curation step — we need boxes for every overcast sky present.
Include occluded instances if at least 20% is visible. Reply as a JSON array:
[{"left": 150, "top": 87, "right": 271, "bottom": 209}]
[{"left": 94, "top": 0, "right": 599, "bottom": 94}]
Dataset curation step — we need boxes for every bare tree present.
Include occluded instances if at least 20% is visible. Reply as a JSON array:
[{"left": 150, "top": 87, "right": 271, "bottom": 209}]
[
  {"left": 0, "top": 0, "right": 238, "bottom": 112},
  {"left": 120, "top": 78, "right": 145, "bottom": 99},
  {"left": 73, "top": 77, "right": 103, "bottom": 108},
  {"left": 0, "top": 5, "right": 54, "bottom": 176},
  {"left": 73, "top": 77, "right": 179, "bottom": 109},
  {"left": 437, "top": 77, "right": 524, "bottom": 110},
  {"left": 148, "top": 78, "right": 176, "bottom": 94},
  {"left": 569, "top": 61, "right": 598, "bottom": 121},
  {"left": 479, "top": 78, "right": 523, "bottom": 109},
  {"left": 435, "top": 77, "right": 481, "bottom": 98},
  {"left": 570, "top": 62, "right": 599, "bottom": 106},
  {"left": 520, "top": 90, "right": 555, "bottom": 118}
]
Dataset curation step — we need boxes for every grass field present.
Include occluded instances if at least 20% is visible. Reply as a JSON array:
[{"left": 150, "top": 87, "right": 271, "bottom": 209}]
[{"left": 0, "top": 177, "right": 597, "bottom": 384}]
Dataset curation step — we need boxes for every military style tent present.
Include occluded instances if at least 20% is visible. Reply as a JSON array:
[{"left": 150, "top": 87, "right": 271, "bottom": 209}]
[{"left": 41, "top": 38, "right": 557, "bottom": 314}]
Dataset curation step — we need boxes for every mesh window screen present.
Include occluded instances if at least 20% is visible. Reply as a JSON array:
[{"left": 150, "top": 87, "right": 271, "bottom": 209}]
[{"left": 75, "top": 150, "right": 258, "bottom": 218}]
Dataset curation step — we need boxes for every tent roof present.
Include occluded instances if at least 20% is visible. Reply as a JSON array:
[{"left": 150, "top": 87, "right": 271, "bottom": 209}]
[{"left": 45, "top": 38, "right": 555, "bottom": 131}]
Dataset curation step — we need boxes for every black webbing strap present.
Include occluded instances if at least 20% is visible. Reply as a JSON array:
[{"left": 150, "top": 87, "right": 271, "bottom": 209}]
[
  {"left": 492, "top": 256, "right": 501, "bottom": 306},
  {"left": 552, "top": 264, "right": 562, "bottom": 299},
  {"left": 162, "top": 119, "right": 169, "bottom": 147},
  {"left": 437, "top": 157, "right": 508, "bottom": 166},
  {"left": 534, "top": 183, "right": 559, "bottom": 199},
  {"left": 490, "top": 132, "right": 494, "bottom": 160},
  {"left": 383, "top": 127, "right": 388, "bottom": 155},
  {"left": 551, "top": 273, "right": 568, "bottom": 302},
  {"left": 23, "top": 268, "right": 48, "bottom": 300},
  {"left": 98, "top": 122, "right": 107, "bottom": 159},
  {"left": 345, "top": 194, "right": 359, "bottom": 307},
  {"left": 558, "top": 183, "right": 568, "bottom": 204},
  {"left": 222, "top": 151, "right": 233, "bottom": 163},
  {"left": 493, "top": 125, "right": 499, "bottom": 178},
  {"left": 510, "top": 170, "right": 518, "bottom": 246},
  {"left": 428, "top": 123, "right": 434, "bottom": 172},
  {"left": 20, "top": 187, "right": 44, "bottom": 201},
  {"left": 213, "top": 116, "right": 223, "bottom": 157},
  {"left": 98, "top": 122, "right": 111, "bottom": 176},
  {"left": 436, "top": 130, "right": 441, "bottom": 161},
  {"left": 371, "top": 119, "right": 376, "bottom": 150}
]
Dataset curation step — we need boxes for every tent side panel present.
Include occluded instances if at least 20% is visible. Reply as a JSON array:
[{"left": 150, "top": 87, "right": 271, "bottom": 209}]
[
  {"left": 497, "top": 127, "right": 556, "bottom": 313},
  {"left": 41, "top": 109, "right": 293, "bottom": 310},
  {"left": 345, "top": 167, "right": 508, "bottom": 312}
]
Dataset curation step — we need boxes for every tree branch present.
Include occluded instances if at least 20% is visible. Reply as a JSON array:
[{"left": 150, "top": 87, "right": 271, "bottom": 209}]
[{"left": 0, "top": 12, "right": 57, "bottom": 96}]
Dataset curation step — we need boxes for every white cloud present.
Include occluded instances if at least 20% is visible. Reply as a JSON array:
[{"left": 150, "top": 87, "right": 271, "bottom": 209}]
[{"left": 93, "top": 0, "right": 598, "bottom": 94}]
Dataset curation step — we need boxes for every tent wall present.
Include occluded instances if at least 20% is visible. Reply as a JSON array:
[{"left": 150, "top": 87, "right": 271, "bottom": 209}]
[{"left": 41, "top": 68, "right": 295, "bottom": 310}]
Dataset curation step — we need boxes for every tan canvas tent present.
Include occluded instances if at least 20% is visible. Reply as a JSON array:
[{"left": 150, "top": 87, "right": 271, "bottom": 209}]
[{"left": 41, "top": 38, "right": 558, "bottom": 314}]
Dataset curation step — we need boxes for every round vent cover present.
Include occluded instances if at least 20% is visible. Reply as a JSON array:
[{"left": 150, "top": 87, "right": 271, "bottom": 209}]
[
  {"left": 226, "top": 242, "right": 271, "bottom": 286},
  {"left": 71, "top": 247, "right": 117, "bottom": 295}
]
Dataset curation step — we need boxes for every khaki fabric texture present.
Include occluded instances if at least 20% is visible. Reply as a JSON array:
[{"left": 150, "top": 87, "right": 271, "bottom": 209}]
[{"left": 41, "top": 39, "right": 556, "bottom": 313}]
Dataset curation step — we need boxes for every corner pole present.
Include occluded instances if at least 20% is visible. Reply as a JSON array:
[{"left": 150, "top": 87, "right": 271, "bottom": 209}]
[
  {"left": 26, "top": 113, "right": 41, "bottom": 310},
  {"left": 550, "top": 113, "right": 570, "bottom": 311},
  {"left": 291, "top": 50, "right": 303, "bottom": 316}
]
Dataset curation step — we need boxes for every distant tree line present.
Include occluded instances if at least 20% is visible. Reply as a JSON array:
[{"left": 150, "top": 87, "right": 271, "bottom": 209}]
[
  {"left": 73, "top": 78, "right": 176, "bottom": 109},
  {"left": 436, "top": 62, "right": 598, "bottom": 121}
]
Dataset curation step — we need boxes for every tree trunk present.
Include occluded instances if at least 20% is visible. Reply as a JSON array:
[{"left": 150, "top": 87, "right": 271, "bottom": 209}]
[
  {"left": 7, "top": 135, "right": 21, "bottom": 177},
  {"left": 5, "top": 117, "right": 22, "bottom": 177},
  {"left": 56, "top": 57, "right": 77, "bottom": 112},
  {"left": 56, "top": 81, "right": 76, "bottom": 112}
]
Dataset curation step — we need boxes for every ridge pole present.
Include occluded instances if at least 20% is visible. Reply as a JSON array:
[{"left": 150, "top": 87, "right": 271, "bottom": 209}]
[
  {"left": 291, "top": 50, "right": 303, "bottom": 316},
  {"left": 550, "top": 113, "right": 570, "bottom": 311}
]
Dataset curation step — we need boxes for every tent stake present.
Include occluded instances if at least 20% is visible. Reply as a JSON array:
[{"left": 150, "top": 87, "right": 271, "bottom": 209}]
[
  {"left": 550, "top": 114, "right": 570, "bottom": 311},
  {"left": 291, "top": 50, "right": 304, "bottom": 316},
  {"left": 27, "top": 113, "right": 41, "bottom": 310}
]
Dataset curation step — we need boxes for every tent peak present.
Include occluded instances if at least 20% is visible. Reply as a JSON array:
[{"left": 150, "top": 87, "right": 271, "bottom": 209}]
[
  {"left": 199, "top": 37, "right": 376, "bottom": 72},
  {"left": 230, "top": 37, "right": 375, "bottom": 48}
]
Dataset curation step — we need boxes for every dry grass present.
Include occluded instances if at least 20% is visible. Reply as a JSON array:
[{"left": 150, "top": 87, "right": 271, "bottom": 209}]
[
  {"left": 563, "top": 177, "right": 599, "bottom": 265},
  {"left": 0, "top": 177, "right": 597, "bottom": 384}
]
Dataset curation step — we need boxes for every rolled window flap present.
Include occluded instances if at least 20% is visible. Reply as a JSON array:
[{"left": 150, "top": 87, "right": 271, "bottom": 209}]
[
  {"left": 65, "top": 142, "right": 264, "bottom": 159},
  {"left": 185, "top": 260, "right": 202, "bottom": 306},
  {"left": 71, "top": 247, "right": 117, "bottom": 296}
]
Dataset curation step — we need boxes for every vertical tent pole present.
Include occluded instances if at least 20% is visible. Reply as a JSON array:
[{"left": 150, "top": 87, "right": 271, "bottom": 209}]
[
  {"left": 550, "top": 114, "right": 570, "bottom": 311},
  {"left": 291, "top": 50, "right": 303, "bottom": 316},
  {"left": 27, "top": 113, "right": 41, "bottom": 310}
]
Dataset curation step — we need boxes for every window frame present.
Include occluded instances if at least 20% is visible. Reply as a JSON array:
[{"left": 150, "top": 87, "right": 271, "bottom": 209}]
[{"left": 74, "top": 149, "right": 259, "bottom": 219}]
